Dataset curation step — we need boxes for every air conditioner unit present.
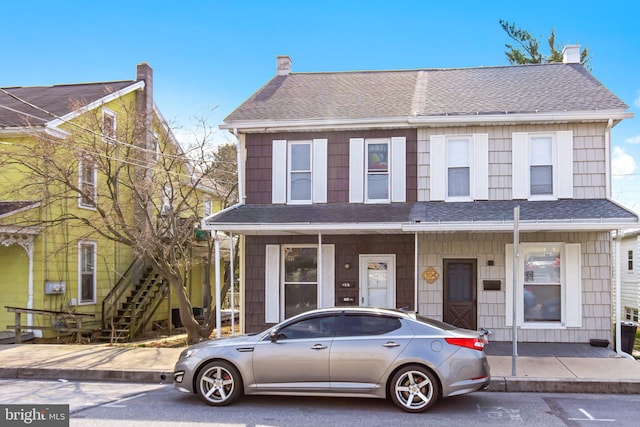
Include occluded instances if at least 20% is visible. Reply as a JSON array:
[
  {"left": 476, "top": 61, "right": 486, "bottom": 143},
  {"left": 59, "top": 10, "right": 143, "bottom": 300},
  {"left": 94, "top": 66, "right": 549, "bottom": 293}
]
[{"left": 45, "top": 281, "right": 66, "bottom": 295}]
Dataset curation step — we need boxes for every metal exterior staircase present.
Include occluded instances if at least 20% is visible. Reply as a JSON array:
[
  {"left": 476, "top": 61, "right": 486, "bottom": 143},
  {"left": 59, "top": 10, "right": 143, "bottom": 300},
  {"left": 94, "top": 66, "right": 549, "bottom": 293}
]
[{"left": 98, "top": 258, "right": 168, "bottom": 343}]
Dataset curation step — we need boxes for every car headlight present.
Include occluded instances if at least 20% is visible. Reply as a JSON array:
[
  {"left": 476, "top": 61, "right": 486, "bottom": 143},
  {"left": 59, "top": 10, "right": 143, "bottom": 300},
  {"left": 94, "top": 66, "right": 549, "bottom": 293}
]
[{"left": 180, "top": 348, "right": 200, "bottom": 360}]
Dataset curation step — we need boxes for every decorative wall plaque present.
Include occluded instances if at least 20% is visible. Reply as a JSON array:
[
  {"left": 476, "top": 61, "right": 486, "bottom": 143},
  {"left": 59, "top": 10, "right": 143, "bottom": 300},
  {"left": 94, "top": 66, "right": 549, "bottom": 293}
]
[{"left": 422, "top": 267, "right": 440, "bottom": 284}]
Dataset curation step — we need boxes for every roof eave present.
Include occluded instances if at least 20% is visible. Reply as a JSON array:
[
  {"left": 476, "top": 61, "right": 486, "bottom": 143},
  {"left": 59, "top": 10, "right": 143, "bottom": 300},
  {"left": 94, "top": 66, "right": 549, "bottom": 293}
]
[
  {"left": 221, "top": 110, "right": 633, "bottom": 133},
  {"left": 0, "top": 126, "right": 68, "bottom": 139},
  {"left": 202, "top": 219, "right": 640, "bottom": 235}
]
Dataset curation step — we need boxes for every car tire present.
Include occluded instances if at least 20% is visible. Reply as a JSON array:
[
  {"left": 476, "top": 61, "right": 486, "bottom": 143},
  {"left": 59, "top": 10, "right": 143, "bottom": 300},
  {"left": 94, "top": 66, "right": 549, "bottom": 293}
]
[
  {"left": 196, "top": 360, "right": 243, "bottom": 406},
  {"left": 389, "top": 364, "right": 439, "bottom": 413}
]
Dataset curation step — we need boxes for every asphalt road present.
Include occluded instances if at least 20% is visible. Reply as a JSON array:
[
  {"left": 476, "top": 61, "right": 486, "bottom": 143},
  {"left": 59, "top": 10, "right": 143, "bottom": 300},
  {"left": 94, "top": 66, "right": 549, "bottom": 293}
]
[{"left": 2, "top": 379, "right": 640, "bottom": 426}]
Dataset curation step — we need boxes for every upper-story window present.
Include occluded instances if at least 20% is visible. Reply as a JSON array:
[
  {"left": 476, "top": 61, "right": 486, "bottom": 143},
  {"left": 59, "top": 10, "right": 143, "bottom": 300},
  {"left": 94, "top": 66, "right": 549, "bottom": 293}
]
[
  {"left": 628, "top": 250, "right": 634, "bottom": 271},
  {"left": 161, "top": 184, "right": 173, "bottom": 216},
  {"left": 447, "top": 137, "right": 470, "bottom": 199},
  {"left": 429, "top": 134, "right": 488, "bottom": 202},
  {"left": 366, "top": 140, "right": 390, "bottom": 202},
  {"left": 203, "top": 196, "right": 212, "bottom": 217},
  {"left": 512, "top": 131, "right": 573, "bottom": 200},
  {"left": 102, "top": 108, "right": 117, "bottom": 143},
  {"left": 288, "top": 141, "right": 312, "bottom": 203},
  {"left": 530, "top": 136, "right": 553, "bottom": 195},
  {"left": 272, "top": 139, "right": 327, "bottom": 204},
  {"left": 349, "top": 137, "right": 406, "bottom": 204},
  {"left": 78, "top": 156, "right": 97, "bottom": 209}
]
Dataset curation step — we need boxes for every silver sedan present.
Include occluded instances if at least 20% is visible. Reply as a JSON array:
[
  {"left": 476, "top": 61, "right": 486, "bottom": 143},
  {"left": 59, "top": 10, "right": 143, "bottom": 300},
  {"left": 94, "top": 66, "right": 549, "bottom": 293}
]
[{"left": 173, "top": 307, "right": 490, "bottom": 413}]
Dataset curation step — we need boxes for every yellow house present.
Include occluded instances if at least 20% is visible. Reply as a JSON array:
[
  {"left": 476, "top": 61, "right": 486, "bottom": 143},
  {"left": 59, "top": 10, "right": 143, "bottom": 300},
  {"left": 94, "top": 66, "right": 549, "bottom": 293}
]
[{"left": 0, "top": 63, "right": 221, "bottom": 343}]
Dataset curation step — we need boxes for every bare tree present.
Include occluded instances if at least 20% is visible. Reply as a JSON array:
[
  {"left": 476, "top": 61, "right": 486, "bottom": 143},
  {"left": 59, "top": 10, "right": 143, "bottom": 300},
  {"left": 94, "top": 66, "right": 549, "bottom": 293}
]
[{"left": 2, "top": 94, "right": 235, "bottom": 344}]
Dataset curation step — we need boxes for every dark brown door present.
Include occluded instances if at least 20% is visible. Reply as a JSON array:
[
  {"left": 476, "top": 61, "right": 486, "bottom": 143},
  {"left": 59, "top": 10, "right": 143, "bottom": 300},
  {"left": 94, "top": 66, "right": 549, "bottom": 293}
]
[{"left": 443, "top": 259, "right": 477, "bottom": 330}]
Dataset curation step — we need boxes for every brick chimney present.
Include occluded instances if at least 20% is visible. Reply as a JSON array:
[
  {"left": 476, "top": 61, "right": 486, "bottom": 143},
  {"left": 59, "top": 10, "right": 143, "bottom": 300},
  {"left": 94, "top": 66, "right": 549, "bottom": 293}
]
[
  {"left": 562, "top": 44, "right": 581, "bottom": 64},
  {"left": 136, "top": 62, "right": 153, "bottom": 149},
  {"left": 277, "top": 55, "right": 292, "bottom": 75}
]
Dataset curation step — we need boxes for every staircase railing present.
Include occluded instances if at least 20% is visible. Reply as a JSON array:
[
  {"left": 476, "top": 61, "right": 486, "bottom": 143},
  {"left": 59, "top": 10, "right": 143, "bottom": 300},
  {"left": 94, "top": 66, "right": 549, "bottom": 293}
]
[
  {"left": 102, "top": 257, "right": 146, "bottom": 330},
  {"left": 126, "top": 269, "right": 168, "bottom": 340}
]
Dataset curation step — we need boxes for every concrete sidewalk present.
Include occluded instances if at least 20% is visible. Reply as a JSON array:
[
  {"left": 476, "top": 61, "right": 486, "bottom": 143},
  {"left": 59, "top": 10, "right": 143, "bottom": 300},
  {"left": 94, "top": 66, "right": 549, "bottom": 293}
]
[{"left": 1, "top": 343, "right": 640, "bottom": 394}]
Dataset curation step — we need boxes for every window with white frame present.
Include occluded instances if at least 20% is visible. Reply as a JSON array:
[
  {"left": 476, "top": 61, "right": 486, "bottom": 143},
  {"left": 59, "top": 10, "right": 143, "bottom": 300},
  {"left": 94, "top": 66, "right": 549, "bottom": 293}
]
[
  {"left": 78, "top": 156, "right": 97, "bottom": 209},
  {"left": 288, "top": 141, "right": 312, "bottom": 203},
  {"left": 283, "top": 246, "right": 318, "bottom": 318},
  {"left": 628, "top": 250, "right": 633, "bottom": 271},
  {"left": 102, "top": 108, "right": 116, "bottom": 143},
  {"left": 429, "top": 134, "right": 488, "bottom": 202},
  {"left": 512, "top": 131, "right": 573, "bottom": 200},
  {"left": 366, "top": 139, "right": 390, "bottom": 202},
  {"left": 530, "top": 136, "right": 553, "bottom": 195},
  {"left": 203, "top": 196, "right": 212, "bottom": 217},
  {"left": 625, "top": 307, "right": 639, "bottom": 322},
  {"left": 523, "top": 245, "right": 561, "bottom": 322},
  {"left": 506, "top": 242, "right": 582, "bottom": 327},
  {"left": 265, "top": 244, "right": 335, "bottom": 323},
  {"left": 161, "top": 184, "right": 173, "bottom": 216},
  {"left": 447, "top": 137, "right": 471, "bottom": 198},
  {"left": 152, "top": 131, "right": 160, "bottom": 161},
  {"left": 272, "top": 139, "right": 327, "bottom": 204},
  {"left": 79, "top": 241, "right": 96, "bottom": 304},
  {"left": 349, "top": 137, "right": 406, "bottom": 204}
]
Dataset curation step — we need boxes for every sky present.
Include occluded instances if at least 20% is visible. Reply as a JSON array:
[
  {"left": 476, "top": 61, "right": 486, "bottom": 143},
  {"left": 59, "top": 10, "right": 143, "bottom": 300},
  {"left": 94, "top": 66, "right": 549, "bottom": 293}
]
[{"left": 3, "top": 0, "right": 640, "bottom": 211}]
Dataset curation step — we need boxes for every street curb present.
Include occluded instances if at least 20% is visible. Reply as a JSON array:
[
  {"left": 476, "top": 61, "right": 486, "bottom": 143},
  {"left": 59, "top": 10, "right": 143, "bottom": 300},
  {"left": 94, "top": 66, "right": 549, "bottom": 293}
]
[
  {"left": 0, "top": 368, "right": 172, "bottom": 384},
  {"left": 3, "top": 368, "right": 640, "bottom": 394},
  {"left": 488, "top": 376, "right": 640, "bottom": 394}
]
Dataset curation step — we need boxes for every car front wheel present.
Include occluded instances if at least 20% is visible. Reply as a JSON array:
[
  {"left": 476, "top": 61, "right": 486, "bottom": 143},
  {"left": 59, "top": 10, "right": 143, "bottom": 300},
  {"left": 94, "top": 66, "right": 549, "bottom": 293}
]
[
  {"left": 196, "top": 360, "right": 242, "bottom": 406},
  {"left": 389, "top": 365, "right": 439, "bottom": 413}
]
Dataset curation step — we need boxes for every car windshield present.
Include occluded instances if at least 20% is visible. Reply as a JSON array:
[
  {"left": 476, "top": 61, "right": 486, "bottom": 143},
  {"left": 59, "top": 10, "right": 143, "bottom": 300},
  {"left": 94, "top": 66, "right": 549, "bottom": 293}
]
[{"left": 414, "top": 314, "right": 457, "bottom": 330}]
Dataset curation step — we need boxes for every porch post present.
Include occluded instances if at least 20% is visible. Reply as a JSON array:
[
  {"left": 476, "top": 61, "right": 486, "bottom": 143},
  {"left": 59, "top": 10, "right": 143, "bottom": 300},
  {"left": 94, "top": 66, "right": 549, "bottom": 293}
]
[
  {"left": 317, "top": 233, "right": 323, "bottom": 308},
  {"left": 27, "top": 240, "right": 34, "bottom": 331},
  {"left": 414, "top": 232, "right": 418, "bottom": 312},
  {"left": 230, "top": 233, "right": 235, "bottom": 335},
  {"left": 214, "top": 231, "right": 222, "bottom": 338},
  {"left": 512, "top": 206, "right": 520, "bottom": 376}
]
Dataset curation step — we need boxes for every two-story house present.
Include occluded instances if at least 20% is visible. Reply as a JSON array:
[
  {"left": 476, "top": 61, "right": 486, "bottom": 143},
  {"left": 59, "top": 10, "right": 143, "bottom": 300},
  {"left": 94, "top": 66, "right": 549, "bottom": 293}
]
[
  {"left": 0, "top": 63, "right": 218, "bottom": 342},
  {"left": 204, "top": 48, "right": 639, "bottom": 346}
]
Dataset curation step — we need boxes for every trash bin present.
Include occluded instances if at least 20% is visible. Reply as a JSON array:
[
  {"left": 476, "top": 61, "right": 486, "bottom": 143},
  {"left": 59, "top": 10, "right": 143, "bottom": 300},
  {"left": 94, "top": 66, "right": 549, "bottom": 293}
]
[{"left": 620, "top": 322, "right": 638, "bottom": 355}]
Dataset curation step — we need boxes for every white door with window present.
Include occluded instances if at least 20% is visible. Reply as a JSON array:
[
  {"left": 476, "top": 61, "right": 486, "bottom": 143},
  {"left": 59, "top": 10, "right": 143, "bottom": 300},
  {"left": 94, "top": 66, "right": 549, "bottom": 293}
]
[{"left": 359, "top": 255, "right": 396, "bottom": 308}]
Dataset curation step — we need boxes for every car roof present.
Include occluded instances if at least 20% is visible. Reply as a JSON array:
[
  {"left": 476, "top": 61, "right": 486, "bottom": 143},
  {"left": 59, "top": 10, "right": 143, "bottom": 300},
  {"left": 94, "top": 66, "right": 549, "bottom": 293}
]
[{"left": 296, "top": 306, "right": 414, "bottom": 318}]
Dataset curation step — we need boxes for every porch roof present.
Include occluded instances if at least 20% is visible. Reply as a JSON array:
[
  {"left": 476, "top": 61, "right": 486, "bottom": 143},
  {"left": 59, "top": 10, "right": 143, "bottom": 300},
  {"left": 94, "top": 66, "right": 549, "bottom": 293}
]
[{"left": 202, "top": 199, "right": 639, "bottom": 235}]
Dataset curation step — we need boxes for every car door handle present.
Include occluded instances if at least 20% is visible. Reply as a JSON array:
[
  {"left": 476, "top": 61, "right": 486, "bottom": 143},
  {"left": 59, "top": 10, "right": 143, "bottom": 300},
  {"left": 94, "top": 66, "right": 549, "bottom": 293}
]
[
  {"left": 383, "top": 341, "right": 401, "bottom": 348},
  {"left": 310, "top": 344, "right": 328, "bottom": 350}
]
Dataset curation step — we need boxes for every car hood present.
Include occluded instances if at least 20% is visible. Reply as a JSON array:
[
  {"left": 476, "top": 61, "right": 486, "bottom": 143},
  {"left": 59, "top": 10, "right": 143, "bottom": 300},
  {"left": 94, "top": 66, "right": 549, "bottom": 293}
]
[{"left": 189, "top": 333, "right": 262, "bottom": 351}]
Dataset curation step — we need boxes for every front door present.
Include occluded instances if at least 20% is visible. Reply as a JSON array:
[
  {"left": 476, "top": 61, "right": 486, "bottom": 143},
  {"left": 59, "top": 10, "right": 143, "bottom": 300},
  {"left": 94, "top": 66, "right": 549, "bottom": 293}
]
[
  {"left": 359, "top": 255, "right": 396, "bottom": 308},
  {"left": 443, "top": 259, "right": 477, "bottom": 330}
]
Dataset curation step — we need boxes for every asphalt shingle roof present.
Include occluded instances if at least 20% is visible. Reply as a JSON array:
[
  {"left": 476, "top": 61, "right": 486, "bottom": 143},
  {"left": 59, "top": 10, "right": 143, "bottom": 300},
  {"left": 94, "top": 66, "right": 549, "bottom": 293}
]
[
  {"left": 0, "top": 81, "right": 136, "bottom": 128},
  {"left": 224, "top": 63, "right": 628, "bottom": 123},
  {"left": 0, "top": 201, "right": 39, "bottom": 216},
  {"left": 207, "top": 200, "right": 638, "bottom": 227}
]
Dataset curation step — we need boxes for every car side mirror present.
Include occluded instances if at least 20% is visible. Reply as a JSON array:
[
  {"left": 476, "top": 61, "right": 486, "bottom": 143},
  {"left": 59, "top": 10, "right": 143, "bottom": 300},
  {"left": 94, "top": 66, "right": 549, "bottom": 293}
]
[{"left": 269, "top": 328, "right": 279, "bottom": 342}]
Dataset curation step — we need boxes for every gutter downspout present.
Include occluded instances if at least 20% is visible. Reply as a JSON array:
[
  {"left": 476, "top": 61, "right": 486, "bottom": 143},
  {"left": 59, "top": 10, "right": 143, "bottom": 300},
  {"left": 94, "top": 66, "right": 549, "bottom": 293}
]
[
  {"left": 605, "top": 118, "right": 613, "bottom": 198},
  {"left": 232, "top": 128, "right": 245, "bottom": 205},
  {"left": 614, "top": 230, "right": 634, "bottom": 359}
]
